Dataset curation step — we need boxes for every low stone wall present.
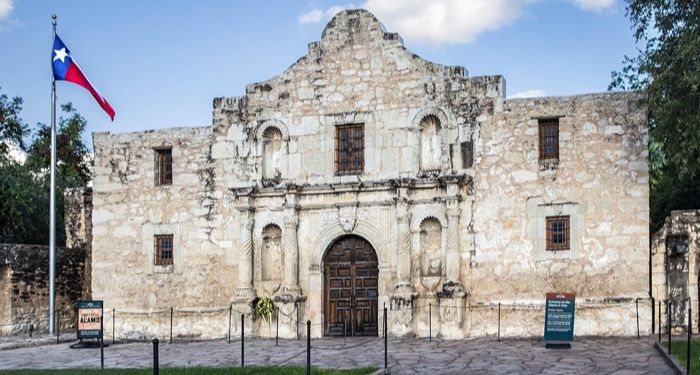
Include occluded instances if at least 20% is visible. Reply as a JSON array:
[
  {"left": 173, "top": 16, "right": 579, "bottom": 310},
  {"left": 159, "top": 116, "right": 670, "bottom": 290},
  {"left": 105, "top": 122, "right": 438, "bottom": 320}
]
[{"left": 0, "top": 244, "right": 86, "bottom": 335}]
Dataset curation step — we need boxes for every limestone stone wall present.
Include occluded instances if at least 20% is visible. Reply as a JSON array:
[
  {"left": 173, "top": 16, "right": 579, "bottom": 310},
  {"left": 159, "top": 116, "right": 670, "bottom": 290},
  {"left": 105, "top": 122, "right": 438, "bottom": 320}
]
[
  {"left": 90, "top": 9, "right": 650, "bottom": 339},
  {"left": 651, "top": 210, "right": 700, "bottom": 333},
  {"left": 470, "top": 93, "right": 651, "bottom": 336},
  {"left": 65, "top": 187, "right": 93, "bottom": 299},
  {"left": 0, "top": 244, "right": 86, "bottom": 335}
]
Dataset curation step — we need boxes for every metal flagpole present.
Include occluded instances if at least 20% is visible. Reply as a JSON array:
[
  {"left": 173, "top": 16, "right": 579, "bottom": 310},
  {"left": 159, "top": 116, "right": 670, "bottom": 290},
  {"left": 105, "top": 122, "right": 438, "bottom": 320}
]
[{"left": 49, "top": 13, "right": 57, "bottom": 335}]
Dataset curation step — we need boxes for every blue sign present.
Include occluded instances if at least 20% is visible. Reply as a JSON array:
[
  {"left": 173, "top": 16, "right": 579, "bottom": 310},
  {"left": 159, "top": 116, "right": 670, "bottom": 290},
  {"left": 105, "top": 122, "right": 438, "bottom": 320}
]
[{"left": 544, "top": 293, "right": 575, "bottom": 342}]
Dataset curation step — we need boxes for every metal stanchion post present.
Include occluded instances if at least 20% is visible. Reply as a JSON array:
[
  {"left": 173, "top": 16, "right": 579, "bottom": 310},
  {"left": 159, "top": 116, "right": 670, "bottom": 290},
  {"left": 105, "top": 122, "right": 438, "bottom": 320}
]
[
  {"left": 100, "top": 318, "right": 104, "bottom": 370},
  {"left": 659, "top": 300, "right": 662, "bottom": 342},
  {"left": 170, "top": 307, "right": 173, "bottom": 344},
  {"left": 307, "top": 320, "right": 311, "bottom": 375},
  {"left": 344, "top": 310, "right": 347, "bottom": 345},
  {"left": 669, "top": 301, "right": 672, "bottom": 355},
  {"left": 152, "top": 338, "right": 159, "bottom": 375},
  {"left": 384, "top": 306, "right": 388, "bottom": 370},
  {"left": 687, "top": 302, "right": 692, "bottom": 375},
  {"left": 56, "top": 307, "right": 60, "bottom": 344},
  {"left": 498, "top": 302, "right": 501, "bottom": 342},
  {"left": 429, "top": 303, "right": 432, "bottom": 342},
  {"left": 276, "top": 307, "right": 279, "bottom": 346},
  {"left": 636, "top": 298, "right": 640, "bottom": 339},
  {"left": 241, "top": 314, "right": 245, "bottom": 367},
  {"left": 112, "top": 308, "right": 115, "bottom": 344},
  {"left": 296, "top": 301, "right": 300, "bottom": 340}
]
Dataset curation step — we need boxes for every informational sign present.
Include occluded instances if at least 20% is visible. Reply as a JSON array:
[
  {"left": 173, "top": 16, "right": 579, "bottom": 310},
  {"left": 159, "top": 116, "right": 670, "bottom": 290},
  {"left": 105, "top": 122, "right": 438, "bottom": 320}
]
[
  {"left": 77, "top": 300, "right": 103, "bottom": 340},
  {"left": 544, "top": 293, "right": 575, "bottom": 343}
]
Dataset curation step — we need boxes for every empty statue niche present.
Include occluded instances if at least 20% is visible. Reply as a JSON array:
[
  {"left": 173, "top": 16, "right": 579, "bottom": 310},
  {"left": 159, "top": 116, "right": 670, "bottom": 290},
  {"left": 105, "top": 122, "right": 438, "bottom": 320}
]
[
  {"left": 419, "top": 217, "right": 443, "bottom": 277},
  {"left": 262, "top": 127, "right": 283, "bottom": 181},
  {"left": 419, "top": 114, "right": 442, "bottom": 172},
  {"left": 261, "top": 224, "right": 283, "bottom": 282}
]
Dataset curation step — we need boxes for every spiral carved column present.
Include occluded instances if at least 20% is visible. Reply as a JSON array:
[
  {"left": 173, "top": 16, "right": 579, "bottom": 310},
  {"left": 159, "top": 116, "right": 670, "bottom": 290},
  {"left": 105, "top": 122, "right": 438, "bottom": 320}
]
[{"left": 235, "top": 209, "right": 256, "bottom": 300}]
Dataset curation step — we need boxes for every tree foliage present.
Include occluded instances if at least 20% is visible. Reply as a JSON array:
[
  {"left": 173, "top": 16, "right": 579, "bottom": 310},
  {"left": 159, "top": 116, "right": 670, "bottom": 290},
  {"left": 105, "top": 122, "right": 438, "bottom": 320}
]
[
  {"left": 611, "top": 0, "right": 700, "bottom": 231},
  {"left": 0, "top": 98, "right": 91, "bottom": 246},
  {"left": 0, "top": 86, "right": 29, "bottom": 158}
]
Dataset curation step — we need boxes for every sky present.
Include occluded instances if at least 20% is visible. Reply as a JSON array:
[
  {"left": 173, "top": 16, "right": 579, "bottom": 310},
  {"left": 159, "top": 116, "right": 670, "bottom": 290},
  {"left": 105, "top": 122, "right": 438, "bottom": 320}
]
[{"left": 0, "top": 0, "right": 639, "bottom": 150}]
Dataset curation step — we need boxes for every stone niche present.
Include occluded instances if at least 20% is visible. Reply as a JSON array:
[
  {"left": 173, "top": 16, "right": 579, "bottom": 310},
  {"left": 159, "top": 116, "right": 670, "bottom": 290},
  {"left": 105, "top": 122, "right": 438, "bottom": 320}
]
[
  {"left": 261, "top": 224, "right": 283, "bottom": 295},
  {"left": 652, "top": 210, "right": 700, "bottom": 333}
]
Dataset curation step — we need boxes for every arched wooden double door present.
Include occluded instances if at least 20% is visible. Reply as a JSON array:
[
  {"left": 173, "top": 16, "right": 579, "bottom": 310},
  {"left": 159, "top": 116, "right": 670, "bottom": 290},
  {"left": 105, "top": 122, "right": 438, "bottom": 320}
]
[{"left": 324, "top": 235, "right": 378, "bottom": 336}]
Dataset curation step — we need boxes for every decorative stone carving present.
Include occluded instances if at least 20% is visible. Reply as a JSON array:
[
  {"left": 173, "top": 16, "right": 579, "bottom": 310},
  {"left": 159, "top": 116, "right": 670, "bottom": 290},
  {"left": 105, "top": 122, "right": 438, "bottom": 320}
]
[
  {"left": 420, "top": 114, "right": 442, "bottom": 171},
  {"left": 389, "top": 296, "right": 415, "bottom": 337},
  {"left": 444, "top": 195, "right": 462, "bottom": 292},
  {"left": 438, "top": 292, "right": 466, "bottom": 339},
  {"left": 262, "top": 127, "right": 283, "bottom": 181},
  {"left": 394, "top": 195, "right": 414, "bottom": 293},
  {"left": 338, "top": 205, "right": 358, "bottom": 233}
]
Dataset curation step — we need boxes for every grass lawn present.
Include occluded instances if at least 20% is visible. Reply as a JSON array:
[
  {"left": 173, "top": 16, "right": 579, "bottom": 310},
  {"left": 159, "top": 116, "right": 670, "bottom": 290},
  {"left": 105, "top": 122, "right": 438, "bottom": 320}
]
[
  {"left": 0, "top": 367, "right": 378, "bottom": 375},
  {"left": 668, "top": 339, "right": 700, "bottom": 373}
]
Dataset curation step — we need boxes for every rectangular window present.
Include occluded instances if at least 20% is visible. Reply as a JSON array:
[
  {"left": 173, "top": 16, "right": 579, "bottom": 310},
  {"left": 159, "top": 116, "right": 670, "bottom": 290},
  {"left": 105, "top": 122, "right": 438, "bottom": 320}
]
[
  {"left": 154, "top": 234, "right": 174, "bottom": 266},
  {"left": 335, "top": 124, "right": 364, "bottom": 175},
  {"left": 546, "top": 216, "right": 570, "bottom": 251},
  {"left": 538, "top": 118, "right": 559, "bottom": 160},
  {"left": 155, "top": 148, "right": 173, "bottom": 186}
]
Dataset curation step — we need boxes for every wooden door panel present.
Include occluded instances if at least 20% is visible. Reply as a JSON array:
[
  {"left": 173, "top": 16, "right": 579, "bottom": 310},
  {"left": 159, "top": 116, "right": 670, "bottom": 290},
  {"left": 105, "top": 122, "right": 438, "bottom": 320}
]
[{"left": 325, "top": 236, "right": 378, "bottom": 337}]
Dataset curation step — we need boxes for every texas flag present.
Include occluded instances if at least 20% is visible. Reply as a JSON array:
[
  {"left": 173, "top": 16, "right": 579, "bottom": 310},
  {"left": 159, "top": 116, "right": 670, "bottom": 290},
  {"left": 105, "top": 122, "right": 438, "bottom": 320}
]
[{"left": 52, "top": 35, "right": 115, "bottom": 120}]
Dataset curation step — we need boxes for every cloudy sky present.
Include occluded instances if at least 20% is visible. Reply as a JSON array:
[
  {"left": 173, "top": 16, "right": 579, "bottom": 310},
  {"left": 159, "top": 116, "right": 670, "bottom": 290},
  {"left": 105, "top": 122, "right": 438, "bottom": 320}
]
[{"left": 1, "top": 0, "right": 636, "bottom": 148}]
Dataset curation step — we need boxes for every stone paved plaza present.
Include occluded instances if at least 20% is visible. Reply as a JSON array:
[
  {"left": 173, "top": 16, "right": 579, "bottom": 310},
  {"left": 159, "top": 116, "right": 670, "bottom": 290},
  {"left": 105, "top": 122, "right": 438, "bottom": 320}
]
[{"left": 0, "top": 336, "right": 675, "bottom": 374}]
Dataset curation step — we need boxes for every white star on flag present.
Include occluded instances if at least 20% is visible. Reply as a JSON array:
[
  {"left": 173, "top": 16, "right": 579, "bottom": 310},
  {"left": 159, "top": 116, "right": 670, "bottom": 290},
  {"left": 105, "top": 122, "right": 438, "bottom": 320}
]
[{"left": 53, "top": 47, "right": 68, "bottom": 63}]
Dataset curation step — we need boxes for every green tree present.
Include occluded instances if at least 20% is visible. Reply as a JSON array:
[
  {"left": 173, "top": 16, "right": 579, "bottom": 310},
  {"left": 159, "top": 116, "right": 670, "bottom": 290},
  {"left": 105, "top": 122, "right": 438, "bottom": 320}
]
[
  {"left": 611, "top": 0, "right": 700, "bottom": 231},
  {"left": 0, "top": 86, "right": 29, "bottom": 159}
]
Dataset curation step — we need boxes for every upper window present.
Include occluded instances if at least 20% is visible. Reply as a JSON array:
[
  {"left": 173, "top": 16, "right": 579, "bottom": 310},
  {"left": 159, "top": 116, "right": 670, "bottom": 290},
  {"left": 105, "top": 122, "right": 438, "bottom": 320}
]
[
  {"left": 546, "top": 215, "right": 570, "bottom": 251},
  {"left": 262, "top": 127, "right": 283, "bottom": 180},
  {"left": 538, "top": 118, "right": 559, "bottom": 160},
  {"left": 335, "top": 124, "right": 364, "bottom": 175},
  {"left": 154, "top": 234, "right": 174, "bottom": 266},
  {"left": 155, "top": 148, "right": 173, "bottom": 186}
]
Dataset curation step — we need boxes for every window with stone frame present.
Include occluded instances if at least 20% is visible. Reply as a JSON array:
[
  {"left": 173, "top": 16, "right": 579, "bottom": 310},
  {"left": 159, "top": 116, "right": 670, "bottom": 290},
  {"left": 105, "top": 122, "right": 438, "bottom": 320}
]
[
  {"left": 154, "top": 234, "right": 174, "bottom": 266},
  {"left": 538, "top": 118, "right": 559, "bottom": 160},
  {"left": 335, "top": 124, "right": 364, "bottom": 175},
  {"left": 155, "top": 148, "right": 173, "bottom": 186},
  {"left": 545, "top": 215, "right": 570, "bottom": 251}
]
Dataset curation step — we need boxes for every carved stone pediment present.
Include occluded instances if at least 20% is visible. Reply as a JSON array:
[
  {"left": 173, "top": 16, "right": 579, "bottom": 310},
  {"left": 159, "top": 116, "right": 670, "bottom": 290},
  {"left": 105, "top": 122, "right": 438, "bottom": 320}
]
[{"left": 338, "top": 205, "right": 358, "bottom": 233}]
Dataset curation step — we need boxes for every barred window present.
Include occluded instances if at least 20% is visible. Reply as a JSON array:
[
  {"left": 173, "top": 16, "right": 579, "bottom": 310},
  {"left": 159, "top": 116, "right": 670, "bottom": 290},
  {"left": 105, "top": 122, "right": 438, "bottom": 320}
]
[
  {"left": 538, "top": 118, "right": 559, "bottom": 160},
  {"left": 335, "top": 124, "right": 364, "bottom": 174},
  {"left": 154, "top": 234, "right": 174, "bottom": 266},
  {"left": 155, "top": 148, "right": 173, "bottom": 186},
  {"left": 546, "top": 216, "right": 570, "bottom": 251}
]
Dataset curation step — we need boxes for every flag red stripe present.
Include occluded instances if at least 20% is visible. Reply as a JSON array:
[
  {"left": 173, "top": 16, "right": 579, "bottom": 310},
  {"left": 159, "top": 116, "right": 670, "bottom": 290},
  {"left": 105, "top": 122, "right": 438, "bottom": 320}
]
[{"left": 65, "top": 63, "right": 115, "bottom": 121}]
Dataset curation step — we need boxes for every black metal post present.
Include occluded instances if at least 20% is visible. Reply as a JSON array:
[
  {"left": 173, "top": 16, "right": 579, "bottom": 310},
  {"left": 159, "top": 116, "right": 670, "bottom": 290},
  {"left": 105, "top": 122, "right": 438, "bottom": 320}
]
[
  {"left": 429, "top": 302, "right": 432, "bottom": 342},
  {"left": 669, "top": 300, "right": 672, "bottom": 354},
  {"left": 241, "top": 314, "right": 245, "bottom": 367},
  {"left": 169, "top": 307, "right": 173, "bottom": 344},
  {"left": 56, "top": 307, "right": 60, "bottom": 344},
  {"left": 659, "top": 300, "right": 662, "bottom": 342},
  {"left": 296, "top": 301, "right": 300, "bottom": 340},
  {"left": 100, "top": 318, "right": 104, "bottom": 370},
  {"left": 384, "top": 306, "right": 388, "bottom": 370},
  {"left": 306, "top": 320, "right": 311, "bottom": 375},
  {"left": 636, "top": 298, "right": 640, "bottom": 339},
  {"left": 152, "top": 338, "right": 159, "bottom": 375},
  {"left": 29, "top": 324, "right": 33, "bottom": 337},
  {"left": 498, "top": 302, "right": 501, "bottom": 341},
  {"left": 228, "top": 304, "right": 232, "bottom": 343},
  {"left": 687, "top": 302, "right": 692, "bottom": 375},
  {"left": 344, "top": 310, "right": 347, "bottom": 345},
  {"left": 276, "top": 307, "right": 279, "bottom": 346},
  {"left": 112, "top": 308, "right": 116, "bottom": 344}
]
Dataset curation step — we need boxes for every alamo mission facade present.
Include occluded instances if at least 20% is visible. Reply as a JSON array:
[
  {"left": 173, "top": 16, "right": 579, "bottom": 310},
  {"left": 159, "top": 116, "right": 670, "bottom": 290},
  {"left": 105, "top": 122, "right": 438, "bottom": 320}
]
[{"left": 91, "top": 9, "right": 650, "bottom": 339}]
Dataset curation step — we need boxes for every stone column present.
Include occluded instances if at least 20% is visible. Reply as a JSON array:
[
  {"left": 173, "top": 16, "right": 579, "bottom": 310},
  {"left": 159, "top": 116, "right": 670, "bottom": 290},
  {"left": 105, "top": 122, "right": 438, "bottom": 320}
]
[
  {"left": 444, "top": 197, "right": 462, "bottom": 290},
  {"left": 276, "top": 191, "right": 304, "bottom": 339},
  {"left": 390, "top": 189, "right": 417, "bottom": 337},
  {"left": 235, "top": 208, "right": 256, "bottom": 299},
  {"left": 233, "top": 206, "right": 256, "bottom": 336}
]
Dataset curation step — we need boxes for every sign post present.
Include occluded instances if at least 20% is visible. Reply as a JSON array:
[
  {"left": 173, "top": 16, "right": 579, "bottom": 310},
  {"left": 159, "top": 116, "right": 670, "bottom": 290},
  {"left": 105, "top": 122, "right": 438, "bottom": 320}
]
[
  {"left": 71, "top": 300, "right": 107, "bottom": 348},
  {"left": 544, "top": 293, "right": 575, "bottom": 349}
]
